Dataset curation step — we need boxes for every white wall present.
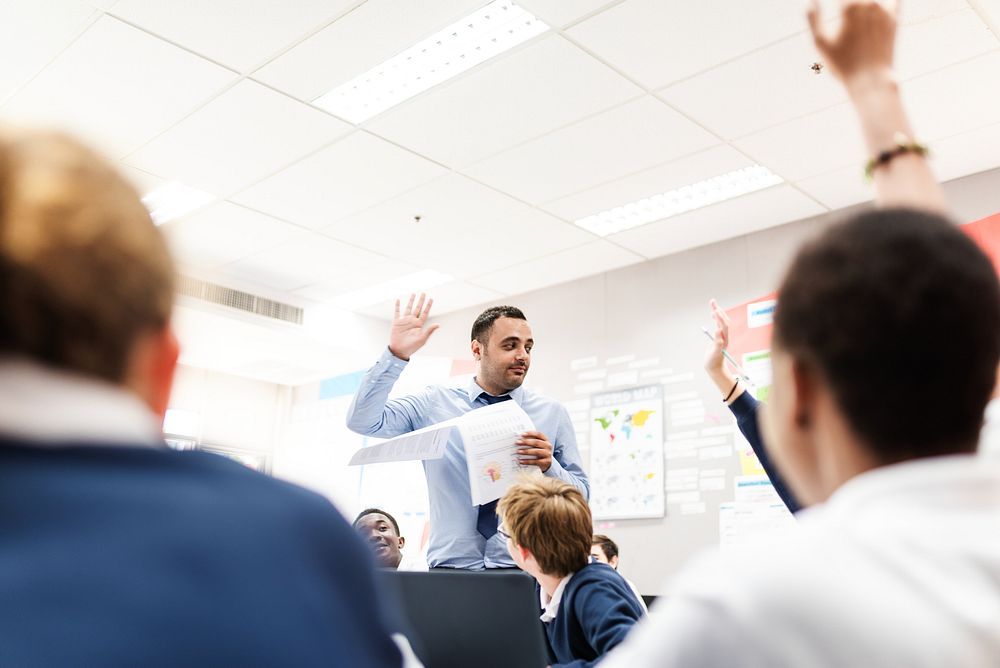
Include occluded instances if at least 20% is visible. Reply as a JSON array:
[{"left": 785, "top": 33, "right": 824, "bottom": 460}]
[{"left": 168, "top": 364, "right": 288, "bottom": 453}]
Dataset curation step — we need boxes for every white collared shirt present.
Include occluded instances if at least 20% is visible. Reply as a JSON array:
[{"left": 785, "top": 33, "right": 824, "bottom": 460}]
[
  {"left": 0, "top": 358, "right": 163, "bottom": 447},
  {"left": 601, "top": 455, "right": 1000, "bottom": 667},
  {"left": 980, "top": 398, "right": 1000, "bottom": 457},
  {"left": 539, "top": 573, "right": 574, "bottom": 623}
]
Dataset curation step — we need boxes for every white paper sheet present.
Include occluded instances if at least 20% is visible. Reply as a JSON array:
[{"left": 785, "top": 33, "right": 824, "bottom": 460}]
[
  {"left": 457, "top": 401, "right": 539, "bottom": 506},
  {"left": 348, "top": 420, "right": 455, "bottom": 466}
]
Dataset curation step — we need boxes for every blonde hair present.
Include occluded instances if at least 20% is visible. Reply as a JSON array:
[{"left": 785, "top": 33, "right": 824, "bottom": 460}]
[
  {"left": 497, "top": 476, "right": 592, "bottom": 576},
  {"left": 0, "top": 129, "right": 175, "bottom": 381}
]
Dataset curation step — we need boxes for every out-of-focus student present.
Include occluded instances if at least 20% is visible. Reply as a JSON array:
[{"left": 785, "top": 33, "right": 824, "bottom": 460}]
[
  {"left": 0, "top": 129, "right": 403, "bottom": 667},
  {"left": 599, "top": 3, "right": 1000, "bottom": 666},
  {"left": 590, "top": 535, "right": 647, "bottom": 613}
]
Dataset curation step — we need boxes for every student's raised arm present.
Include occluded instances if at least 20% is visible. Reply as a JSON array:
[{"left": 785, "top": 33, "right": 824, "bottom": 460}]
[
  {"left": 703, "top": 299, "right": 801, "bottom": 513},
  {"left": 808, "top": 0, "right": 947, "bottom": 212}
]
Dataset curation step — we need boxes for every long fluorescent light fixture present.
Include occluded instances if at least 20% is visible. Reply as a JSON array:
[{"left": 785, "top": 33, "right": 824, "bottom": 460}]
[
  {"left": 142, "top": 181, "right": 215, "bottom": 225},
  {"left": 331, "top": 269, "right": 455, "bottom": 309},
  {"left": 314, "top": 1, "right": 550, "bottom": 123},
  {"left": 575, "top": 165, "right": 784, "bottom": 237}
]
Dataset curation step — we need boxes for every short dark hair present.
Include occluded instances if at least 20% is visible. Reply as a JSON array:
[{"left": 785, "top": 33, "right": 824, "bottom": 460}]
[
  {"left": 592, "top": 534, "right": 619, "bottom": 561},
  {"left": 471, "top": 305, "right": 526, "bottom": 344},
  {"left": 773, "top": 208, "right": 1000, "bottom": 462},
  {"left": 352, "top": 508, "right": 400, "bottom": 535}
]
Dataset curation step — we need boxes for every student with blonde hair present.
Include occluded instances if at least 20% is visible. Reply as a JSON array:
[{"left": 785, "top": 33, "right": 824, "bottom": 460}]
[
  {"left": 498, "top": 477, "right": 644, "bottom": 668},
  {"left": 0, "top": 129, "right": 404, "bottom": 666}
]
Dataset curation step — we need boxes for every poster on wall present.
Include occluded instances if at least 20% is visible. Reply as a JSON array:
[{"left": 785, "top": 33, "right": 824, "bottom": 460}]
[{"left": 588, "top": 384, "right": 665, "bottom": 520}]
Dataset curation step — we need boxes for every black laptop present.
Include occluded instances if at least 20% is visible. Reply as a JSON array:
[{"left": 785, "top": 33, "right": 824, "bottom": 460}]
[{"left": 377, "top": 570, "right": 549, "bottom": 668}]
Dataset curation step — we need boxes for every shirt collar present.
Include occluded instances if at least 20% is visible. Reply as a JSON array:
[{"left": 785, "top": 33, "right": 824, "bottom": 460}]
[
  {"left": 0, "top": 358, "right": 164, "bottom": 447},
  {"left": 539, "top": 573, "right": 574, "bottom": 623},
  {"left": 816, "top": 454, "right": 1000, "bottom": 522},
  {"left": 465, "top": 376, "right": 525, "bottom": 405}
]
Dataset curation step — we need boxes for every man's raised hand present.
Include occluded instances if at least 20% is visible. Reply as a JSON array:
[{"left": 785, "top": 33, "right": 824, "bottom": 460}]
[{"left": 388, "top": 293, "right": 440, "bottom": 361}]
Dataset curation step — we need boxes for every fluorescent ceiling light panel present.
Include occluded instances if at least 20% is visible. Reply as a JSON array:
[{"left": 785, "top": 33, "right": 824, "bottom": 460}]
[
  {"left": 331, "top": 269, "right": 455, "bottom": 309},
  {"left": 575, "top": 165, "right": 784, "bottom": 237},
  {"left": 313, "top": 1, "right": 550, "bottom": 123},
  {"left": 142, "top": 181, "right": 215, "bottom": 225}
]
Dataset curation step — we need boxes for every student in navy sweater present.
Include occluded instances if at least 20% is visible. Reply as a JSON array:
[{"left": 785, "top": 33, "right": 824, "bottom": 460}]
[
  {"left": 0, "top": 130, "right": 405, "bottom": 667},
  {"left": 497, "top": 477, "right": 644, "bottom": 668}
]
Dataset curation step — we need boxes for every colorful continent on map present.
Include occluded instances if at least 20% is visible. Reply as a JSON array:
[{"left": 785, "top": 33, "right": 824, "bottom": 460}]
[{"left": 631, "top": 410, "right": 655, "bottom": 427}]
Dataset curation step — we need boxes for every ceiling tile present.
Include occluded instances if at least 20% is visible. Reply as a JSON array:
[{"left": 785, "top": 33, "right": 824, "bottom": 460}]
[
  {"left": 929, "top": 120, "right": 1000, "bottom": 183},
  {"left": 608, "top": 185, "right": 825, "bottom": 258},
  {"left": 125, "top": 80, "right": 351, "bottom": 196},
  {"left": 733, "top": 103, "right": 863, "bottom": 182},
  {"left": 542, "top": 144, "right": 754, "bottom": 222},
  {"left": 0, "top": 16, "right": 235, "bottom": 158},
  {"left": 660, "top": 8, "right": 996, "bottom": 141},
  {"left": 323, "top": 173, "right": 594, "bottom": 277},
  {"left": 516, "top": 0, "right": 618, "bottom": 28},
  {"left": 367, "top": 35, "right": 642, "bottom": 168},
  {"left": 464, "top": 95, "right": 719, "bottom": 204},
  {"left": 253, "top": 0, "right": 484, "bottom": 101},
  {"left": 0, "top": 0, "right": 97, "bottom": 103},
  {"left": 358, "top": 281, "right": 505, "bottom": 320},
  {"left": 231, "top": 131, "right": 448, "bottom": 229},
  {"left": 978, "top": 0, "right": 1000, "bottom": 28},
  {"left": 217, "top": 230, "right": 388, "bottom": 292},
  {"left": 517, "top": 0, "right": 614, "bottom": 28},
  {"left": 795, "top": 166, "right": 874, "bottom": 210},
  {"left": 471, "top": 240, "right": 643, "bottom": 295},
  {"left": 116, "top": 164, "right": 167, "bottom": 196},
  {"left": 567, "top": 0, "right": 805, "bottom": 89},
  {"left": 903, "top": 52, "right": 1000, "bottom": 141},
  {"left": 659, "top": 34, "right": 845, "bottom": 140},
  {"left": 161, "top": 201, "right": 302, "bottom": 270},
  {"left": 111, "top": 0, "right": 360, "bottom": 72},
  {"left": 293, "top": 259, "right": 421, "bottom": 303},
  {"left": 894, "top": 8, "right": 998, "bottom": 81}
]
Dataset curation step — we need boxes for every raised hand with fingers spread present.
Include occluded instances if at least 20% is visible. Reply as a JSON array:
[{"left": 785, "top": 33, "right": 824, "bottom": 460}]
[{"left": 388, "top": 293, "right": 440, "bottom": 361}]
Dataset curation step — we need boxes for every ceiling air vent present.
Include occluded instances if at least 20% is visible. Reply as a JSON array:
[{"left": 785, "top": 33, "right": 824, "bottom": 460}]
[{"left": 177, "top": 275, "right": 303, "bottom": 325}]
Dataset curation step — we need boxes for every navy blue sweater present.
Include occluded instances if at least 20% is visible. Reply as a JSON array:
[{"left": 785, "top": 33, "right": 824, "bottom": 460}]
[
  {"left": 729, "top": 392, "right": 802, "bottom": 513},
  {"left": 0, "top": 440, "right": 402, "bottom": 667},
  {"left": 542, "top": 563, "right": 645, "bottom": 668}
]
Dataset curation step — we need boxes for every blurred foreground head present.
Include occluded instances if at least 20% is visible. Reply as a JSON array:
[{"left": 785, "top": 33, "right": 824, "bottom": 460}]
[
  {"left": 0, "top": 129, "right": 178, "bottom": 416},
  {"left": 763, "top": 208, "right": 1000, "bottom": 505}
]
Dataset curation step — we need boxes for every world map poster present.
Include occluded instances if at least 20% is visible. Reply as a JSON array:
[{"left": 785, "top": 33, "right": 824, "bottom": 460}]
[{"left": 589, "top": 384, "right": 665, "bottom": 520}]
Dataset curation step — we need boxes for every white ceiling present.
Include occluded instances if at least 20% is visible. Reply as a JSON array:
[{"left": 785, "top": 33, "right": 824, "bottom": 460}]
[{"left": 3, "top": 0, "right": 999, "bottom": 384}]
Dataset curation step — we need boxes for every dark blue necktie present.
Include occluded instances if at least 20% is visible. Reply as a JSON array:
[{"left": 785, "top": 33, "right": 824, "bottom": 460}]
[{"left": 475, "top": 392, "right": 511, "bottom": 540}]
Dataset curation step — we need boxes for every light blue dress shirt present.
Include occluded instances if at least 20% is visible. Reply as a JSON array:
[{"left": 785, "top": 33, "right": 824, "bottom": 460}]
[{"left": 346, "top": 347, "right": 589, "bottom": 569}]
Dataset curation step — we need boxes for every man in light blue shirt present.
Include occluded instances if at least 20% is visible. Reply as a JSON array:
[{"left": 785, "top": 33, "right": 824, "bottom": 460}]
[{"left": 347, "top": 295, "right": 589, "bottom": 570}]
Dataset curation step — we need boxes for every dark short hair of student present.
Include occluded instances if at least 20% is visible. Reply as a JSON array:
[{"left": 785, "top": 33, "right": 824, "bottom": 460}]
[
  {"left": 773, "top": 207, "right": 1000, "bottom": 462},
  {"left": 470, "top": 305, "right": 526, "bottom": 344},
  {"left": 353, "top": 508, "right": 400, "bottom": 535},
  {"left": 592, "top": 534, "right": 619, "bottom": 561}
]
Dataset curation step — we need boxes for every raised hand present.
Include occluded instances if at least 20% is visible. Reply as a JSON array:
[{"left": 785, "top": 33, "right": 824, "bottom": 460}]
[
  {"left": 388, "top": 293, "right": 440, "bottom": 361},
  {"left": 807, "top": 0, "right": 898, "bottom": 89},
  {"left": 703, "top": 298, "right": 731, "bottom": 376}
]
